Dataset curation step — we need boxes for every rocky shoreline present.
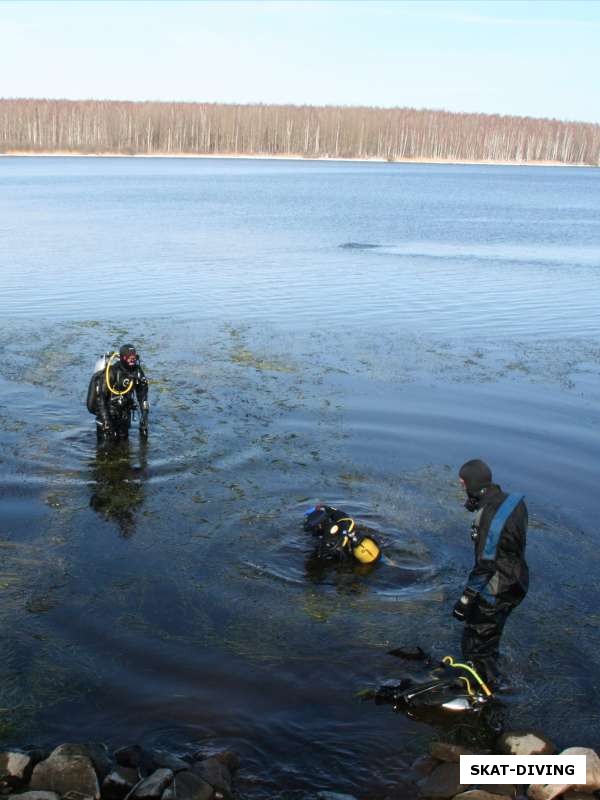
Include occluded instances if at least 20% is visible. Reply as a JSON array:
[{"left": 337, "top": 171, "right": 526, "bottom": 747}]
[
  {"left": 0, "top": 744, "right": 237, "bottom": 800},
  {"left": 1, "top": 732, "right": 599, "bottom": 800}
]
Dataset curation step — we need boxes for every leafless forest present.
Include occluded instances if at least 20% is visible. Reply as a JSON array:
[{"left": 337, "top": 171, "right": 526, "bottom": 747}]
[{"left": 1, "top": 98, "right": 599, "bottom": 164}]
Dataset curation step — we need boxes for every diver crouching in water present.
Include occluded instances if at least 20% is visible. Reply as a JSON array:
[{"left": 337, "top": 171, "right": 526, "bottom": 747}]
[
  {"left": 302, "top": 504, "right": 381, "bottom": 566},
  {"left": 87, "top": 344, "right": 149, "bottom": 442}
]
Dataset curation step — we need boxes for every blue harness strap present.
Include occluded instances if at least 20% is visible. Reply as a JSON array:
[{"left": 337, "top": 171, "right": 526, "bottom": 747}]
[{"left": 482, "top": 493, "right": 525, "bottom": 561}]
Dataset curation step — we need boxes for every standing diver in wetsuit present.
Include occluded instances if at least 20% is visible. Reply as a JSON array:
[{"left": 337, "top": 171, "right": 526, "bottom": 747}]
[
  {"left": 453, "top": 459, "right": 529, "bottom": 688},
  {"left": 94, "top": 344, "right": 149, "bottom": 441}
]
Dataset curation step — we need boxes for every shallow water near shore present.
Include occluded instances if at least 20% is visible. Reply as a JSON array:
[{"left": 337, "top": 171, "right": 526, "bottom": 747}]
[{"left": 1, "top": 158, "right": 600, "bottom": 797}]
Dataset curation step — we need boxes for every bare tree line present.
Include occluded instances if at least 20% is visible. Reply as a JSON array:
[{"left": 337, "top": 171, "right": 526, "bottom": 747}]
[{"left": 1, "top": 98, "right": 599, "bottom": 165}]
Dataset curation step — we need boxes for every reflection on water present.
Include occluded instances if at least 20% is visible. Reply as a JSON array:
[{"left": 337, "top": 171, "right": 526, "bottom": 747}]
[
  {"left": 89, "top": 440, "right": 148, "bottom": 538},
  {"left": 0, "top": 160, "right": 599, "bottom": 798}
]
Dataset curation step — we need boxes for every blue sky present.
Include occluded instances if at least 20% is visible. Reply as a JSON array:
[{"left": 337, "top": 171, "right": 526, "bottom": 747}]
[{"left": 1, "top": 0, "right": 599, "bottom": 122}]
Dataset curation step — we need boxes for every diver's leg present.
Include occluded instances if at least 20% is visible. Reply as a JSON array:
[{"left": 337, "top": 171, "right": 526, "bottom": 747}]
[{"left": 462, "top": 599, "right": 511, "bottom": 687}]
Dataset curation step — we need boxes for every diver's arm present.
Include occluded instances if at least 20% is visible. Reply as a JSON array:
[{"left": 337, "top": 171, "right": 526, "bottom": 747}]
[
  {"left": 135, "top": 367, "right": 149, "bottom": 403},
  {"left": 136, "top": 368, "right": 149, "bottom": 433},
  {"left": 464, "top": 559, "right": 495, "bottom": 595}
]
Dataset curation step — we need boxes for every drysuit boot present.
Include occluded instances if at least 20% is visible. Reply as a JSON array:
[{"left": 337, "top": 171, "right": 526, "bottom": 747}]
[{"left": 461, "top": 599, "right": 515, "bottom": 688}]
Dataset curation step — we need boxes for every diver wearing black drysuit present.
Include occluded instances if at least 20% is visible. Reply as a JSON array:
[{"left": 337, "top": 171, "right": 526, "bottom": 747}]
[
  {"left": 94, "top": 344, "right": 149, "bottom": 441},
  {"left": 453, "top": 459, "right": 528, "bottom": 688}
]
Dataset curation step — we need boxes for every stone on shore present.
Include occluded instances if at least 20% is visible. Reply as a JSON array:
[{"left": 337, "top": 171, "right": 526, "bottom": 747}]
[
  {"left": 101, "top": 767, "right": 140, "bottom": 800},
  {"left": 418, "top": 761, "right": 469, "bottom": 798},
  {"left": 125, "top": 769, "right": 173, "bottom": 800},
  {"left": 0, "top": 752, "right": 34, "bottom": 787},
  {"left": 29, "top": 746, "right": 101, "bottom": 799},
  {"left": 496, "top": 732, "right": 555, "bottom": 756},
  {"left": 527, "top": 747, "right": 600, "bottom": 799}
]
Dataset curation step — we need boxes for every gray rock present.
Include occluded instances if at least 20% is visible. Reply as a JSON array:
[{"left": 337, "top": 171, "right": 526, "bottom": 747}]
[
  {"left": 173, "top": 772, "right": 213, "bottom": 800},
  {"left": 102, "top": 767, "right": 140, "bottom": 800},
  {"left": 29, "top": 749, "right": 101, "bottom": 800},
  {"left": 126, "top": 769, "right": 173, "bottom": 800},
  {"left": 418, "top": 761, "right": 469, "bottom": 798},
  {"left": 429, "top": 742, "right": 474, "bottom": 762},
  {"left": 161, "top": 786, "right": 176, "bottom": 800},
  {"left": 0, "top": 752, "right": 34, "bottom": 787},
  {"left": 42, "top": 744, "right": 112, "bottom": 783},
  {"left": 7, "top": 792, "right": 60, "bottom": 800},
  {"left": 190, "top": 759, "right": 231, "bottom": 796},
  {"left": 496, "top": 731, "right": 555, "bottom": 756}
]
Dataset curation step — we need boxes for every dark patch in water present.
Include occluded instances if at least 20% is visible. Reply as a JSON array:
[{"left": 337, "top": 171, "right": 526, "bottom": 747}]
[{"left": 339, "top": 241, "right": 382, "bottom": 249}]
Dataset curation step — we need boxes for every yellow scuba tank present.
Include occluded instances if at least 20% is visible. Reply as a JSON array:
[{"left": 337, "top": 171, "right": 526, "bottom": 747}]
[{"left": 352, "top": 536, "right": 381, "bottom": 564}]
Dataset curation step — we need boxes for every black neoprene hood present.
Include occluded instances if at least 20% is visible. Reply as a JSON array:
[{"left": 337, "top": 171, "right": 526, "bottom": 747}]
[{"left": 459, "top": 459, "right": 493, "bottom": 495}]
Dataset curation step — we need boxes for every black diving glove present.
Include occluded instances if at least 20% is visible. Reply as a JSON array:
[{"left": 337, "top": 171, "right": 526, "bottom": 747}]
[{"left": 452, "top": 587, "right": 478, "bottom": 622}]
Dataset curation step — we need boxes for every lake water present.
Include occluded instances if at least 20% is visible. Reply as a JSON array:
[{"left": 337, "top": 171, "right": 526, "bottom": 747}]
[{"left": 1, "top": 157, "right": 599, "bottom": 797}]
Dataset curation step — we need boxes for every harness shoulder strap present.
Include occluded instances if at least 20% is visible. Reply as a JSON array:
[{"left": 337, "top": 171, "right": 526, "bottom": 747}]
[{"left": 483, "top": 493, "right": 525, "bottom": 561}]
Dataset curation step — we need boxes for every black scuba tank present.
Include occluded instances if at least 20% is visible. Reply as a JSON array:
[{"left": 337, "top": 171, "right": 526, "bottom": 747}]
[
  {"left": 86, "top": 354, "right": 109, "bottom": 414},
  {"left": 86, "top": 371, "right": 103, "bottom": 414}
]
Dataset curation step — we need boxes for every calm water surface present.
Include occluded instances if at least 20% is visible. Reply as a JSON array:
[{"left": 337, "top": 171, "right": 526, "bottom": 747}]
[{"left": 0, "top": 158, "right": 599, "bottom": 797}]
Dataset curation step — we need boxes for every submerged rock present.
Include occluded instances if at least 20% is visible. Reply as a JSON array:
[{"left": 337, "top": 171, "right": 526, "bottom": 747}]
[
  {"left": 190, "top": 759, "right": 231, "bottom": 797},
  {"left": 146, "top": 752, "right": 188, "bottom": 775},
  {"left": 429, "top": 742, "right": 474, "bottom": 763},
  {"left": 210, "top": 753, "right": 239, "bottom": 775},
  {"left": 114, "top": 748, "right": 144, "bottom": 771},
  {"left": 172, "top": 771, "right": 213, "bottom": 800},
  {"left": 412, "top": 754, "right": 439, "bottom": 777},
  {"left": 315, "top": 793, "right": 359, "bottom": 800},
  {"left": 418, "top": 761, "right": 469, "bottom": 798}
]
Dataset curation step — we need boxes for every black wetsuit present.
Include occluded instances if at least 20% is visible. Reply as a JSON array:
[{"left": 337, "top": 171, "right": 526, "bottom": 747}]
[
  {"left": 304, "top": 506, "right": 357, "bottom": 561},
  {"left": 461, "top": 484, "right": 529, "bottom": 685},
  {"left": 95, "top": 361, "right": 148, "bottom": 440}
]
